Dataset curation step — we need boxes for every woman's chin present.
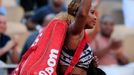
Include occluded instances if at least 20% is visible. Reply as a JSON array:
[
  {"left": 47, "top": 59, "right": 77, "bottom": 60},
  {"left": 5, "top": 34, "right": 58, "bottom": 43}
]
[{"left": 85, "top": 24, "right": 95, "bottom": 29}]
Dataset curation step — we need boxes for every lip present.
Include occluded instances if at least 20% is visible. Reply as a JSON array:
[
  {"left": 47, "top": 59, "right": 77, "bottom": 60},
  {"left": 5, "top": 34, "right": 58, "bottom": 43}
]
[
  {"left": 91, "top": 24, "right": 95, "bottom": 27},
  {"left": 91, "top": 21, "right": 96, "bottom": 26}
]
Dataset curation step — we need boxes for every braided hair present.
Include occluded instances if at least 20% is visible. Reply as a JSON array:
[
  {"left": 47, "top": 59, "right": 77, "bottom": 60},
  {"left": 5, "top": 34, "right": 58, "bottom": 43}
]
[
  {"left": 54, "top": 0, "right": 81, "bottom": 24},
  {"left": 68, "top": 0, "right": 81, "bottom": 16}
]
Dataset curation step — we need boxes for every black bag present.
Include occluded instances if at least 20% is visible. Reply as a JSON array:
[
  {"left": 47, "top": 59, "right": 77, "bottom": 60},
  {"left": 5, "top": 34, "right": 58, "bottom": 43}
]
[
  {"left": 87, "top": 67, "right": 106, "bottom": 75},
  {"left": 87, "top": 60, "right": 106, "bottom": 75}
]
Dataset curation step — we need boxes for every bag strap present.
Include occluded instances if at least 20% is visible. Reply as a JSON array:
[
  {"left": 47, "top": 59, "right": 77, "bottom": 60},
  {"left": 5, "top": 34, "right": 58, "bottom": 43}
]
[
  {"left": 20, "top": 27, "right": 46, "bottom": 62},
  {"left": 64, "top": 32, "right": 88, "bottom": 75}
]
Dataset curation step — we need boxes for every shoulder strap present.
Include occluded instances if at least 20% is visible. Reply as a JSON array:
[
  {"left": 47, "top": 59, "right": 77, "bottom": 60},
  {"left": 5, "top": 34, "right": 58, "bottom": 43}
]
[{"left": 64, "top": 32, "right": 88, "bottom": 75}]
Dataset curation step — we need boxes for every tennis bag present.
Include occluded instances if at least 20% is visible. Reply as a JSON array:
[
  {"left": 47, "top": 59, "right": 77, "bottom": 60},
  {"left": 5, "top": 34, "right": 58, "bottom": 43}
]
[{"left": 12, "top": 19, "right": 68, "bottom": 75}]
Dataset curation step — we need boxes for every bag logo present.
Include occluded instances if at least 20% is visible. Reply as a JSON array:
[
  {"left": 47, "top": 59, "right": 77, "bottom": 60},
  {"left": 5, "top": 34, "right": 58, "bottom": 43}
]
[{"left": 39, "top": 49, "right": 59, "bottom": 75}]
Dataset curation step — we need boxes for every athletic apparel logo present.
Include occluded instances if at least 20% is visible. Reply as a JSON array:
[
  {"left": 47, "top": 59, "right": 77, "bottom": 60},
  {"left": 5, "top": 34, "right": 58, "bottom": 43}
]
[{"left": 39, "top": 49, "right": 59, "bottom": 75}]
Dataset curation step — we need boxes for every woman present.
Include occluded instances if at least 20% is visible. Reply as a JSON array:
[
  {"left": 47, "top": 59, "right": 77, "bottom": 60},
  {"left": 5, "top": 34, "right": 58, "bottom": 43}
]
[{"left": 55, "top": 0, "right": 97, "bottom": 74}]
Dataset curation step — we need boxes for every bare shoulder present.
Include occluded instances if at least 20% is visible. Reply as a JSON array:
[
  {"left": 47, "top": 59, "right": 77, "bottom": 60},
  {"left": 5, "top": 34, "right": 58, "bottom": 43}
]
[{"left": 65, "top": 31, "right": 84, "bottom": 50}]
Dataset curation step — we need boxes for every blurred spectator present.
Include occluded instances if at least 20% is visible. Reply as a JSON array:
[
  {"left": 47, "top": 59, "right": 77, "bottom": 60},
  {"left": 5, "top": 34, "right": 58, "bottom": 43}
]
[
  {"left": 20, "top": 14, "right": 55, "bottom": 60},
  {"left": 91, "top": 15, "right": 129, "bottom": 66},
  {"left": 26, "top": 0, "right": 66, "bottom": 31},
  {"left": 20, "top": 0, "right": 48, "bottom": 21},
  {"left": 36, "top": 0, "right": 48, "bottom": 8},
  {"left": 0, "top": 13, "right": 19, "bottom": 74},
  {"left": 123, "top": 0, "right": 134, "bottom": 27},
  {"left": 0, "top": 14, "right": 18, "bottom": 63},
  {"left": 20, "top": 0, "right": 48, "bottom": 13}
]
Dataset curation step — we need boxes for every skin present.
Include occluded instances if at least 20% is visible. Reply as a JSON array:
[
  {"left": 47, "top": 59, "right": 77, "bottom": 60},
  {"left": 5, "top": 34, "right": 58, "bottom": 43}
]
[
  {"left": 86, "top": 2, "right": 101, "bottom": 43},
  {"left": 0, "top": 15, "right": 19, "bottom": 63},
  {"left": 0, "top": 15, "right": 6, "bottom": 34},
  {"left": 94, "top": 15, "right": 129, "bottom": 65},
  {"left": 100, "top": 16, "right": 114, "bottom": 38},
  {"left": 58, "top": 0, "right": 97, "bottom": 75}
]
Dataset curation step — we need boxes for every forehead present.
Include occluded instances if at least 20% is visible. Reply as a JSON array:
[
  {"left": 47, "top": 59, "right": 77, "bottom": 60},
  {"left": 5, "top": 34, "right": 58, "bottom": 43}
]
[{"left": 102, "top": 16, "right": 114, "bottom": 23}]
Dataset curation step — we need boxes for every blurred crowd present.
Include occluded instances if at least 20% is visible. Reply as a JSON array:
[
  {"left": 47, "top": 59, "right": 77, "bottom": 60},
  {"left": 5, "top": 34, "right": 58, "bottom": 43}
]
[{"left": 0, "top": 0, "right": 134, "bottom": 75}]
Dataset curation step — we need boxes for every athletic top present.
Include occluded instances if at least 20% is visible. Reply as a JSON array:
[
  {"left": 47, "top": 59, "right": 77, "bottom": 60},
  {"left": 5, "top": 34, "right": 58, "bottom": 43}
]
[
  {"left": 60, "top": 43, "right": 94, "bottom": 70},
  {"left": 0, "top": 34, "right": 11, "bottom": 62}
]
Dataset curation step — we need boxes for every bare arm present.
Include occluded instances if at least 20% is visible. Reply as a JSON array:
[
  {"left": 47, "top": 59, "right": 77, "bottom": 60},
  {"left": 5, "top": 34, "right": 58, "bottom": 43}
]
[
  {"left": 0, "top": 40, "right": 19, "bottom": 63},
  {"left": 65, "top": 0, "right": 92, "bottom": 50},
  {"left": 70, "top": 0, "right": 92, "bottom": 35},
  {"left": 0, "top": 40, "right": 15, "bottom": 56},
  {"left": 9, "top": 47, "right": 19, "bottom": 63},
  {"left": 93, "top": 39, "right": 123, "bottom": 59},
  {"left": 10, "top": 36, "right": 19, "bottom": 63}
]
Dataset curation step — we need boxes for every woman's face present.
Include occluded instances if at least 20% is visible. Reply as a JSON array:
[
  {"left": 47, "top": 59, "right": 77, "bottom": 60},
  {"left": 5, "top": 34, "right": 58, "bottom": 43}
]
[{"left": 85, "top": 8, "right": 97, "bottom": 29}]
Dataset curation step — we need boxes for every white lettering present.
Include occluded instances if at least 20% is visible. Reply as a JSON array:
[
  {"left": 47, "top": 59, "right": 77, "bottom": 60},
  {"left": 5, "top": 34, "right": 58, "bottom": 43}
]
[
  {"left": 50, "top": 49, "right": 58, "bottom": 59},
  {"left": 39, "top": 71, "right": 47, "bottom": 75},
  {"left": 38, "top": 49, "right": 59, "bottom": 75},
  {"left": 48, "top": 58, "right": 56, "bottom": 67},
  {"left": 31, "top": 33, "right": 43, "bottom": 47},
  {"left": 45, "top": 67, "right": 54, "bottom": 75}
]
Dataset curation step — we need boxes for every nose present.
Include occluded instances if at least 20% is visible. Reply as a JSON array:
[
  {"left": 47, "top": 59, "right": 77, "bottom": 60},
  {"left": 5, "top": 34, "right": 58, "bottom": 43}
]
[
  {"left": 94, "top": 17, "right": 96, "bottom": 21},
  {"left": 93, "top": 15, "right": 97, "bottom": 20}
]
